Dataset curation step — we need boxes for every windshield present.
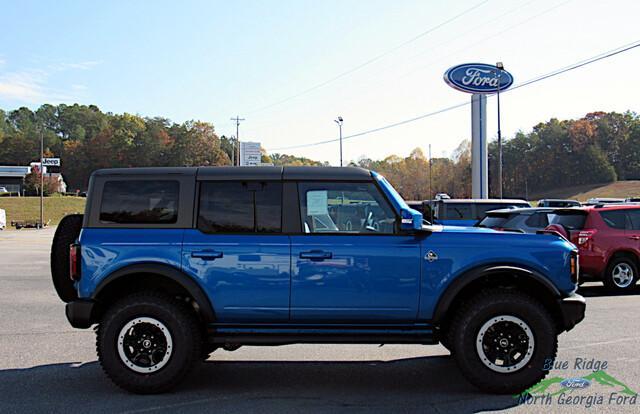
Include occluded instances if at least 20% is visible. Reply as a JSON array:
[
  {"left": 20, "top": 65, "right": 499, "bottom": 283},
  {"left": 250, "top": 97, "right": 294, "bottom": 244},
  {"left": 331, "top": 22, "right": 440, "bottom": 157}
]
[{"left": 372, "top": 172, "right": 410, "bottom": 211}]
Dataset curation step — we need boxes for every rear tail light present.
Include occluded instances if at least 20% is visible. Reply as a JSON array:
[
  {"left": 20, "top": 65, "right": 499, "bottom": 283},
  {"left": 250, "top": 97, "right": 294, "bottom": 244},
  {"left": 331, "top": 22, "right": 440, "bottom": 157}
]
[
  {"left": 69, "top": 243, "right": 81, "bottom": 281},
  {"left": 573, "top": 229, "right": 596, "bottom": 249}
]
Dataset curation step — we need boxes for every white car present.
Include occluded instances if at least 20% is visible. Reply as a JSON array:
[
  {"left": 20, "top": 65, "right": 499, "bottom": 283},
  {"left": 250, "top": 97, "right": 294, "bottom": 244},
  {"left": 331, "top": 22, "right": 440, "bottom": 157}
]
[
  {"left": 0, "top": 208, "right": 6, "bottom": 230},
  {"left": 0, "top": 187, "right": 8, "bottom": 194}
]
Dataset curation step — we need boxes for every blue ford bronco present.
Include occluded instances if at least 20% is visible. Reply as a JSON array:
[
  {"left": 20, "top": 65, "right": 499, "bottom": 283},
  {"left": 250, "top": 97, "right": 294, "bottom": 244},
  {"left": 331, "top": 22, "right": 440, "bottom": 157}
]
[{"left": 51, "top": 166, "right": 585, "bottom": 394}]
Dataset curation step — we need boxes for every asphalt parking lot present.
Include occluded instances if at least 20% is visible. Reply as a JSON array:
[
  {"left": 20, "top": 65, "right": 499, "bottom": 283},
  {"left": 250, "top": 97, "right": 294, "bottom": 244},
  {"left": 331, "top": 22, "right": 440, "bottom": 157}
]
[{"left": 0, "top": 228, "right": 639, "bottom": 413}]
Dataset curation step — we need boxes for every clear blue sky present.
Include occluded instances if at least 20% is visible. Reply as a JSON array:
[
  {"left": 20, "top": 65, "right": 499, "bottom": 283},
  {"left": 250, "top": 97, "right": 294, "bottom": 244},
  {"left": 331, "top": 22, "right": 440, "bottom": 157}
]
[{"left": 1, "top": 0, "right": 639, "bottom": 164}]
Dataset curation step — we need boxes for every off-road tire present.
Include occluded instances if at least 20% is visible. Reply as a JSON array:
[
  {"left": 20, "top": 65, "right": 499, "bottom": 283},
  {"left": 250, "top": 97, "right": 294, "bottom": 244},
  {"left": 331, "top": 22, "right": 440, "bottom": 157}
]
[
  {"left": 603, "top": 256, "right": 638, "bottom": 293},
  {"left": 50, "top": 214, "right": 83, "bottom": 302},
  {"left": 97, "top": 292, "right": 202, "bottom": 394},
  {"left": 448, "top": 289, "right": 558, "bottom": 394}
]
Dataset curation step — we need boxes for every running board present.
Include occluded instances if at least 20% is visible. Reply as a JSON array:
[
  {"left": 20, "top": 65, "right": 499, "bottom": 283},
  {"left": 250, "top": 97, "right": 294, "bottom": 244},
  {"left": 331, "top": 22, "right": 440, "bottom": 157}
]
[{"left": 206, "top": 323, "right": 438, "bottom": 345}]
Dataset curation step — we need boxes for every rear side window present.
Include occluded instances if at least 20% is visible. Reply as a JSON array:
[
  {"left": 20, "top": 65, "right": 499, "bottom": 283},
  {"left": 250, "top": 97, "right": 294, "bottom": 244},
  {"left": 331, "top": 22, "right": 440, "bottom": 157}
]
[
  {"left": 477, "top": 214, "right": 510, "bottom": 228},
  {"left": 599, "top": 210, "right": 628, "bottom": 230},
  {"left": 444, "top": 203, "right": 473, "bottom": 220},
  {"left": 198, "top": 181, "right": 282, "bottom": 233},
  {"left": 524, "top": 213, "right": 549, "bottom": 228},
  {"left": 100, "top": 180, "right": 179, "bottom": 224},
  {"left": 549, "top": 213, "right": 586, "bottom": 230}
]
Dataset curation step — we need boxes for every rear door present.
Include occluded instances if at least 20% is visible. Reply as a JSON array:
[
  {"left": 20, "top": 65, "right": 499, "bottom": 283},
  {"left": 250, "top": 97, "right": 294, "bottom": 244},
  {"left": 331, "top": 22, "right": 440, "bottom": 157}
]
[
  {"left": 182, "top": 180, "right": 290, "bottom": 322},
  {"left": 290, "top": 181, "right": 421, "bottom": 322}
]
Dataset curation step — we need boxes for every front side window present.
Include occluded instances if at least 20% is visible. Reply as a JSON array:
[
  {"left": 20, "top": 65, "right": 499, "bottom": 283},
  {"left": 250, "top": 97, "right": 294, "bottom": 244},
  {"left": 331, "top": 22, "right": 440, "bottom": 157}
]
[
  {"left": 100, "top": 180, "right": 179, "bottom": 224},
  {"left": 298, "top": 182, "right": 396, "bottom": 234},
  {"left": 627, "top": 209, "right": 640, "bottom": 230},
  {"left": 198, "top": 181, "right": 282, "bottom": 233}
]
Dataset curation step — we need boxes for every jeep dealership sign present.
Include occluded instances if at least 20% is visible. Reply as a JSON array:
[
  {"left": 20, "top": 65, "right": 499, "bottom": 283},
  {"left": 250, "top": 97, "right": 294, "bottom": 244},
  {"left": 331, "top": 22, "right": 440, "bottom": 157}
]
[{"left": 444, "top": 63, "right": 513, "bottom": 94}]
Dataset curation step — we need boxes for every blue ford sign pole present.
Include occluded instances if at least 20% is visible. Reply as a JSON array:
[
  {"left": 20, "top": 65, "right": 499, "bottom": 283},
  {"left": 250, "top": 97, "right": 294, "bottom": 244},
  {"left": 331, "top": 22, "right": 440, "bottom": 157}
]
[{"left": 444, "top": 63, "right": 513, "bottom": 199}]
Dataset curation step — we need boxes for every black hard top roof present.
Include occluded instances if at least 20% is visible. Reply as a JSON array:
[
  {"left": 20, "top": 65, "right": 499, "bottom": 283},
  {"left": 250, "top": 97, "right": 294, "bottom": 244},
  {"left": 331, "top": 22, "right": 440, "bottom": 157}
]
[
  {"left": 92, "top": 166, "right": 373, "bottom": 181},
  {"left": 92, "top": 167, "right": 198, "bottom": 176}
]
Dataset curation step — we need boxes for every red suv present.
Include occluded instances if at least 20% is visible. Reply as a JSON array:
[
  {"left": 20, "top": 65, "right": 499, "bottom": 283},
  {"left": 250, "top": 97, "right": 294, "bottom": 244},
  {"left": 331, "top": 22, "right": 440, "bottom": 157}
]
[{"left": 547, "top": 205, "right": 640, "bottom": 292}]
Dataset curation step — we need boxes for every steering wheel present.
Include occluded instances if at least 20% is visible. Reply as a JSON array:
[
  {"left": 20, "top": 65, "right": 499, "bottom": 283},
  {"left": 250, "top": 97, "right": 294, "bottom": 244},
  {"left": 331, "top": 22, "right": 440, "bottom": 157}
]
[{"left": 361, "top": 209, "right": 378, "bottom": 232}]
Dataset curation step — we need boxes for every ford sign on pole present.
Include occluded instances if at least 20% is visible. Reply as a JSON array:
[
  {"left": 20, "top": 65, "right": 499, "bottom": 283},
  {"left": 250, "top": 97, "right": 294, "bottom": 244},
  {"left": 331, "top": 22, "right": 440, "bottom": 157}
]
[
  {"left": 444, "top": 63, "right": 513, "bottom": 94},
  {"left": 443, "top": 63, "right": 514, "bottom": 199}
]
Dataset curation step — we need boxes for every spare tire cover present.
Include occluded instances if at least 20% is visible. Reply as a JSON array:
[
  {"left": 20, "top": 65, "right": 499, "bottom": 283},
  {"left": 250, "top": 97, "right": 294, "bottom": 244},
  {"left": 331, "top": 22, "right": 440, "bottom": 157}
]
[{"left": 50, "top": 214, "right": 83, "bottom": 303}]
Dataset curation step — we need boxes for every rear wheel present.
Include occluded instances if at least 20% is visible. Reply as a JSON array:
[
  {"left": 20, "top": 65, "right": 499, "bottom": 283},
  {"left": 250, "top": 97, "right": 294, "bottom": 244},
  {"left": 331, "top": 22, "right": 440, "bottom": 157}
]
[
  {"left": 449, "top": 289, "right": 557, "bottom": 394},
  {"left": 604, "top": 257, "right": 638, "bottom": 292},
  {"left": 97, "top": 292, "right": 202, "bottom": 394}
]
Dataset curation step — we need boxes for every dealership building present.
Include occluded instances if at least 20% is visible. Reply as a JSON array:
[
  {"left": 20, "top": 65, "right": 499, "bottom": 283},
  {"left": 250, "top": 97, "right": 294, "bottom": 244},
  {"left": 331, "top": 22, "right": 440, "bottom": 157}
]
[{"left": 0, "top": 164, "right": 67, "bottom": 194}]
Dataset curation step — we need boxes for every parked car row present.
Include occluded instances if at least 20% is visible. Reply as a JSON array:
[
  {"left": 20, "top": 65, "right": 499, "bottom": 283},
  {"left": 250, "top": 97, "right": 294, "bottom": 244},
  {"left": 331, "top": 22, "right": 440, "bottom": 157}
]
[
  {"left": 479, "top": 204, "right": 640, "bottom": 292},
  {"left": 407, "top": 194, "right": 640, "bottom": 292},
  {"left": 407, "top": 198, "right": 531, "bottom": 226}
]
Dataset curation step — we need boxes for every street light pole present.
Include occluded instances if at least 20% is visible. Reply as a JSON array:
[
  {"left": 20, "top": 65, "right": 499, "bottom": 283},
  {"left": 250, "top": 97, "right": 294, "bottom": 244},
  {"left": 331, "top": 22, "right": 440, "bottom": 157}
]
[
  {"left": 334, "top": 116, "right": 343, "bottom": 166},
  {"left": 495, "top": 62, "right": 504, "bottom": 199},
  {"left": 39, "top": 129, "right": 44, "bottom": 229}
]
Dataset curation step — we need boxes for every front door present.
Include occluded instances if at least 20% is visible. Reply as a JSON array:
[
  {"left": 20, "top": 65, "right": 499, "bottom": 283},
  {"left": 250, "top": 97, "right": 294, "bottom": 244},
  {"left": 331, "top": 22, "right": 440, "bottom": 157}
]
[
  {"left": 182, "top": 180, "right": 290, "bottom": 322},
  {"left": 290, "top": 181, "right": 421, "bottom": 322}
]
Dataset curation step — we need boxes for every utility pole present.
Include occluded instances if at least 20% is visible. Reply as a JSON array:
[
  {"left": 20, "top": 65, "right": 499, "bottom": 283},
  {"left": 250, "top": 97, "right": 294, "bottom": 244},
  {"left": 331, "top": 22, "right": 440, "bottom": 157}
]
[
  {"left": 39, "top": 129, "right": 44, "bottom": 229},
  {"left": 334, "top": 116, "right": 343, "bottom": 166},
  {"left": 495, "top": 62, "right": 504, "bottom": 199},
  {"left": 429, "top": 144, "right": 433, "bottom": 223},
  {"left": 230, "top": 116, "right": 245, "bottom": 166}
]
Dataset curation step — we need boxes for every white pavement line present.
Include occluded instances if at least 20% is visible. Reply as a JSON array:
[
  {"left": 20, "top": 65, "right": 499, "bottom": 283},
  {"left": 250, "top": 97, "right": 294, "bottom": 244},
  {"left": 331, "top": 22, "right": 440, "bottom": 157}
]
[
  {"left": 120, "top": 398, "right": 220, "bottom": 414},
  {"left": 560, "top": 336, "right": 640, "bottom": 351}
]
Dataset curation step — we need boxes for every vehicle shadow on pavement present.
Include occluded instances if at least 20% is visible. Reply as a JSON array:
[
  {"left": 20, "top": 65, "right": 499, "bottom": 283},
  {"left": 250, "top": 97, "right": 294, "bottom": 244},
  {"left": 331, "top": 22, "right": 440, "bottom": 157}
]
[
  {"left": 0, "top": 355, "right": 521, "bottom": 413},
  {"left": 578, "top": 284, "right": 640, "bottom": 297}
]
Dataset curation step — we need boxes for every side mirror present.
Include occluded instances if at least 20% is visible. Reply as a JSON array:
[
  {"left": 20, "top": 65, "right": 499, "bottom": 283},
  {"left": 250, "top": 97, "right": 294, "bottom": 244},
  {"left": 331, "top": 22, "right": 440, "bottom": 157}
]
[{"left": 400, "top": 208, "right": 423, "bottom": 232}]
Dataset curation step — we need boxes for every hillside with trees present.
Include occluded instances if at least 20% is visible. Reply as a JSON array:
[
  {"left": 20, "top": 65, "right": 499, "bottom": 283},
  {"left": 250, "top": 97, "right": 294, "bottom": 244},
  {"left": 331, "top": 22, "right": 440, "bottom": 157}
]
[{"left": 0, "top": 105, "right": 639, "bottom": 199}]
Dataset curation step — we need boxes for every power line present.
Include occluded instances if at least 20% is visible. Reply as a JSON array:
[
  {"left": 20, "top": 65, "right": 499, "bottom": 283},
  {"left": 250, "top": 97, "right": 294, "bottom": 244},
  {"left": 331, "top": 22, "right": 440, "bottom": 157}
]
[
  {"left": 402, "top": 0, "right": 573, "bottom": 78},
  {"left": 245, "top": 0, "right": 491, "bottom": 115},
  {"left": 266, "top": 39, "right": 640, "bottom": 152},
  {"left": 508, "top": 40, "right": 640, "bottom": 91}
]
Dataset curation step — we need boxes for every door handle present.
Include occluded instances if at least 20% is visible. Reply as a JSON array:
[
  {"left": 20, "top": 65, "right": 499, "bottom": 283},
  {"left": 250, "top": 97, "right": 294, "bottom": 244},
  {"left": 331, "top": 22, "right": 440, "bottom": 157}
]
[
  {"left": 629, "top": 236, "right": 640, "bottom": 241},
  {"left": 191, "top": 250, "right": 223, "bottom": 260},
  {"left": 299, "top": 250, "right": 333, "bottom": 261}
]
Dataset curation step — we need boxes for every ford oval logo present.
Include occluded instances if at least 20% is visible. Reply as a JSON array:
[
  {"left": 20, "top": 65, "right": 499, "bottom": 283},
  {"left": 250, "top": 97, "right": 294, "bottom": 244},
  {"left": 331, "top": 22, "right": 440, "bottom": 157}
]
[
  {"left": 444, "top": 63, "right": 514, "bottom": 94},
  {"left": 560, "top": 377, "right": 591, "bottom": 389}
]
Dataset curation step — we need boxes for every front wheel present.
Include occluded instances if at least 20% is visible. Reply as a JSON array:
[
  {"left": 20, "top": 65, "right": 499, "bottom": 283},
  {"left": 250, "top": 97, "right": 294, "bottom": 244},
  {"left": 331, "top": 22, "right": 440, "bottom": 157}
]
[
  {"left": 97, "top": 292, "right": 202, "bottom": 394},
  {"left": 604, "top": 257, "right": 638, "bottom": 292},
  {"left": 448, "top": 289, "right": 558, "bottom": 394}
]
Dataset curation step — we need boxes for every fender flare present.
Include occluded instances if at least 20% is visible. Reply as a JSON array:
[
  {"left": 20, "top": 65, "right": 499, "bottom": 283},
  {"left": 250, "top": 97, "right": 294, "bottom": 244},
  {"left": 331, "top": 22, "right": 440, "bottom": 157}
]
[
  {"left": 432, "top": 264, "right": 561, "bottom": 323},
  {"left": 92, "top": 263, "right": 215, "bottom": 322}
]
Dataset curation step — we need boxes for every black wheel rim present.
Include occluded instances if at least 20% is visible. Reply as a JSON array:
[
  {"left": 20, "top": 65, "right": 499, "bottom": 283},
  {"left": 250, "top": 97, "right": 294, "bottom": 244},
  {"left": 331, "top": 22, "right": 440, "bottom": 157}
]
[
  {"left": 476, "top": 315, "right": 534, "bottom": 373},
  {"left": 117, "top": 317, "right": 173, "bottom": 373}
]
